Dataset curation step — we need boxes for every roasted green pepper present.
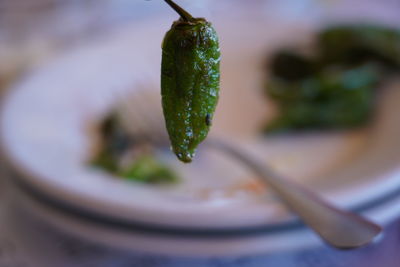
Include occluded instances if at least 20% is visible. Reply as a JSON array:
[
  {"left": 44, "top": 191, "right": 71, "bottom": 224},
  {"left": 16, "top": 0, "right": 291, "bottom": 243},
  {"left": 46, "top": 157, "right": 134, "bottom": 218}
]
[
  {"left": 161, "top": 0, "right": 220, "bottom": 163},
  {"left": 318, "top": 25, "right": 400, "bottom": 69},
  {"left": 91, "top": 112, "right": 179, "bottom": 184},
  {"left": 265, "top": 64, "right": 380, "bottom": 132},
  {"left": 264, "top": 24, "right": 400, "bottom": 133}
]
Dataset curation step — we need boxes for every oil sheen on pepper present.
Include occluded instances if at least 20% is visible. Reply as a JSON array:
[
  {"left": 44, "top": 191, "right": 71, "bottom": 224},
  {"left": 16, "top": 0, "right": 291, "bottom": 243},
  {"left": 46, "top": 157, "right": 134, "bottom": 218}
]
[{"left": 161, "top": 0, "right": 220, "bottom": 163}]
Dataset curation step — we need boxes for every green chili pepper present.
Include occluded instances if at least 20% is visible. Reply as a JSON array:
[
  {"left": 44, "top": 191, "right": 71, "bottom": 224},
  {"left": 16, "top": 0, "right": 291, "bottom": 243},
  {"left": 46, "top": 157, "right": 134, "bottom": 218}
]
[
  {"left": 265, "top": 64, "right": 380, "bottom": 132},
  {"left": 318, "top": 25, "right": 400, "bottom": 69},
  {"left": 161, "top": 0, "right": 220, "bottom": 163}
]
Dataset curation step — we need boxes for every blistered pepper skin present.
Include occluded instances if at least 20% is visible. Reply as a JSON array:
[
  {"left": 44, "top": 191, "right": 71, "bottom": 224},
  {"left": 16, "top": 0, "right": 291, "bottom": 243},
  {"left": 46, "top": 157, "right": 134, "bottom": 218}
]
[{"left": 161, "top": 18, "right": 220, "bottom": 163}]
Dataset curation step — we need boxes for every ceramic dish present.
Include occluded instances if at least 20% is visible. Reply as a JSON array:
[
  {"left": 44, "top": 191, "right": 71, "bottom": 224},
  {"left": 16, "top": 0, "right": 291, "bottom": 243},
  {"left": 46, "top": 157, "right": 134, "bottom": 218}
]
[{"left": 2, "top": 9, "right": 400, "bottom": 256}]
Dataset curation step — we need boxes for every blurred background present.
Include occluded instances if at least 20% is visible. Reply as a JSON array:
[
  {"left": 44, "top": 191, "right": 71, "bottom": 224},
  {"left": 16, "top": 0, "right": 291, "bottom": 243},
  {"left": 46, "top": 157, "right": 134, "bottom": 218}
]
[{"left": 1, "top": 0, "right": 400, "bottom": 266}]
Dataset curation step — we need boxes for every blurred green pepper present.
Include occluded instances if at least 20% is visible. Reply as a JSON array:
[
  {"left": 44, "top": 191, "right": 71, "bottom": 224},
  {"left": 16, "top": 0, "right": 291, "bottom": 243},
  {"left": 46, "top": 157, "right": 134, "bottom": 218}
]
[
  {"left": 118, "top": 154, "right": 178, "bottom": 184},
  {"left": 266, "top": 64, "right": 381, "bottom": 132},
  {"left": 91, "top": 113, "right": 179, "bottom": 184},
  {"left": 264, "top": 24, "right": 400, "bottom": 133},
  {"left": 318, "top": 25, "right": 400, "bottom": 69},
  {"left": 269, "top": 50, "right": 315, "bottom": 81}
]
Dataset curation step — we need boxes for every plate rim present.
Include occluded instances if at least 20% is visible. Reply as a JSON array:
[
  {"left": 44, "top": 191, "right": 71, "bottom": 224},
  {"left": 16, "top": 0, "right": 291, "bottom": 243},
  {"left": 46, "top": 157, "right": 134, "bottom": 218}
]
[{"left": 2, "top": 15, "right": 400, "bottom": 230}]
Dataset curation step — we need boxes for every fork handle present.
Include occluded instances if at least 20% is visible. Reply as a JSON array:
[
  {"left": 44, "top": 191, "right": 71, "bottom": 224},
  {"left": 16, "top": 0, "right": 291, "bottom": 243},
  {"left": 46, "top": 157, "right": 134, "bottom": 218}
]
[{"left": 207, "top": 139, "right": 382, "bottom": 249}]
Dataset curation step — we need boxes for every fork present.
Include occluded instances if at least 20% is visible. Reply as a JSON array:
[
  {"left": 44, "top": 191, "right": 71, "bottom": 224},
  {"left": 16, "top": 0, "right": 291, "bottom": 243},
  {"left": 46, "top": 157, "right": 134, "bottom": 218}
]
[{"left": 114, "top": 87, "right": 382, "bottom": 249}]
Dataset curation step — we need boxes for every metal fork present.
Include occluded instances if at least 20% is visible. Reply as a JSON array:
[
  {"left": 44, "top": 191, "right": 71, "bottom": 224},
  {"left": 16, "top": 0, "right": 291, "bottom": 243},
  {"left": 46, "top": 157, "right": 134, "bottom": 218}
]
[{"left": 114, "top": 88, "right": 381, "bottom": 249}]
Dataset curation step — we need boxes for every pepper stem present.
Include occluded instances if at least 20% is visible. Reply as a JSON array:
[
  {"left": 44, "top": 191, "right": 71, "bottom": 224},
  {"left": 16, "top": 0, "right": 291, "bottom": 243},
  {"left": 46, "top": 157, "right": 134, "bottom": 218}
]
[{"left": 164, "top": 0, "right": 194, "bottom": 22}]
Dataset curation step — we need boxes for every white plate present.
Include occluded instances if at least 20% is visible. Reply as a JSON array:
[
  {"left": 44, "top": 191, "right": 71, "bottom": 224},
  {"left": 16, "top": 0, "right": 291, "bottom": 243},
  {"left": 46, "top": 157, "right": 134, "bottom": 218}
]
[{"left": 2, "top": 8, "right": 400, "bottom": 255}]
